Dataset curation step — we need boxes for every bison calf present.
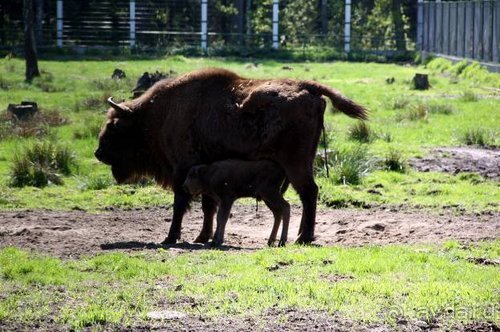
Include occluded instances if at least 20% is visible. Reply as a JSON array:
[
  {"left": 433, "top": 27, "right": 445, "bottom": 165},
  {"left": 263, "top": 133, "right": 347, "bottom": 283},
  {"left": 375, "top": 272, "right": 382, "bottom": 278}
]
[{"left": 183, "top": 159, "right": 290, "bottom": 247}]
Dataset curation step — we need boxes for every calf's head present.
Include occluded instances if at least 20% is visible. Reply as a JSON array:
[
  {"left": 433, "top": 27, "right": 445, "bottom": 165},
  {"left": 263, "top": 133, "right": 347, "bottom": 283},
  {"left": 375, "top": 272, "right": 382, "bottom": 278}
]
[
  {"left": 95, "top": 97, "right": 146, "bottom": 184},
  {"left": 183, "top": 165, "right": 208, "bottom": 195}
]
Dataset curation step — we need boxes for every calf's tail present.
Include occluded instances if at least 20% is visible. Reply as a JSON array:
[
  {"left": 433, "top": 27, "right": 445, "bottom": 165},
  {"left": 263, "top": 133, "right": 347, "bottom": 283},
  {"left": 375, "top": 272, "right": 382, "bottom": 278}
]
[{"left": 301, "top": 81, "right": 368, "bottom": 120}]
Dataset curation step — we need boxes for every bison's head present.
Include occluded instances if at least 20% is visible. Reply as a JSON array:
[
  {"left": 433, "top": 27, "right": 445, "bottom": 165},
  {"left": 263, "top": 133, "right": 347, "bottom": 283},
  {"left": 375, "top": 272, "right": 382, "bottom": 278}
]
[
  {"left": 183, "top": 165, "right": 208, "bottom": 195},
  {"left": 95, "top": 97, "right": 148, "bottom": 184}
]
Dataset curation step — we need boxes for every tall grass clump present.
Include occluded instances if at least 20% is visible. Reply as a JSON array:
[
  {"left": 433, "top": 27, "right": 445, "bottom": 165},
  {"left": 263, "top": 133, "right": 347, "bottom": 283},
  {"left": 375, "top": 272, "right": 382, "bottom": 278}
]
[
  {"left": 329, "top": 145, "right": 371, "bottom": 185},
  {"left": 73, "top": 118, "right": 103, "bottom": 140},
  {"left": 460, "top": 90, "right": 479, "bottom": 102},
  {"left": 425, "top": 102, "right": 456, "bottom": 115},
  {"left": 391, "top": 96, "right": 412, "bottom": 110},
  {"left": 460, "top": 128, "right": 492, "bottom": 147},
  {"left": 426, "top": 58, "right": 452, "bottom": 73},
  {"left": 9, "top": 141, "right": 77, "bottom": 188},
  {"left": 348, "top": 122, "right": 374, "bottom": 143},
  {"left": 395, "top": 104, "right": 428, "bottom": 122},
  {"left": 382, "top": 149, "right": 407, "bottom": 173},
  {"left": 78, "top": 174, "right": 114, "bottom": 190},
  {"left": 318, "top": 126, "right": 335, "bottom": 149},
  {"left": 450, "top": 60, "right": 469, "bottom": 76}
]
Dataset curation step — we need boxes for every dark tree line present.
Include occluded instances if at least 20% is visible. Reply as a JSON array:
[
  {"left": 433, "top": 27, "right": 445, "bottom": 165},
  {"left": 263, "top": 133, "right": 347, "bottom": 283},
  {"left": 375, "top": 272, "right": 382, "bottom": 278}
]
[{"left": 2, "top": 0, "right": 417, "bottom": 65}]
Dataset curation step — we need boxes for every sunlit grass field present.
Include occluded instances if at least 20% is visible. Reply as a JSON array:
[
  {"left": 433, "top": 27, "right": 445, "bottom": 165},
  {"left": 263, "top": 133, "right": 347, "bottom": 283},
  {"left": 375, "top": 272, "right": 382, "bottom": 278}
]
[
  {"left": 0, "top": 56, "right": 499, "bottom": 211},
  {"left": 1, "top": 241, "right": 499, "bottom": 329}
]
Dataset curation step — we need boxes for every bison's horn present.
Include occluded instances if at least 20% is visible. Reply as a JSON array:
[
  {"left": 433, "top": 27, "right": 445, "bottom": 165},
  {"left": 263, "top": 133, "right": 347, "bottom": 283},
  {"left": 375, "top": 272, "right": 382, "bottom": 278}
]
[{"left": 107, "top": 97, "right": 132, "bottom": 116}]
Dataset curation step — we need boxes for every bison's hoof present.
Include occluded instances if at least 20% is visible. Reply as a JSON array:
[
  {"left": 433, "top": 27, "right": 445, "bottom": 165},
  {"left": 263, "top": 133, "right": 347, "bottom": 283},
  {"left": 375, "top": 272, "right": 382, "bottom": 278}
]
[
  {"left": 295, "top": 235, "right": 314, "bottom": 245},
  {"left": 277, "top": 240, "right": 287, "bottom": 247},
  {"left": 194, "top": 233, "right": 212, "bottom": 244},
  {"left": 162, "top": 237, "right": 178, "bottom": 245},
  {"left": 210, "top": 240, "right": 223, "bottom": 247}
]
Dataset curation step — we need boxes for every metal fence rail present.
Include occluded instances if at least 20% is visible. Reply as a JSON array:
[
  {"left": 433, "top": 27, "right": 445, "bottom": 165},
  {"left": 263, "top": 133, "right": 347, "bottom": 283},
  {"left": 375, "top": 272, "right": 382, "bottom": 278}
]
[
  {"left": 1, "top": 0, "right": 416, "bottom": 57},
  {"left": 420, "top": 0, "right": 499, "bottom": 63}
]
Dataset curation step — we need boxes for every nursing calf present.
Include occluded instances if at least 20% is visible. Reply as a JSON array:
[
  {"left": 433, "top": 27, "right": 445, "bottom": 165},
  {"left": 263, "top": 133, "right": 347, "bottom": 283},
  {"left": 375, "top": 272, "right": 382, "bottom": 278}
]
[{"left": 183, "top": 159, "right": 290, "bottom": 246}]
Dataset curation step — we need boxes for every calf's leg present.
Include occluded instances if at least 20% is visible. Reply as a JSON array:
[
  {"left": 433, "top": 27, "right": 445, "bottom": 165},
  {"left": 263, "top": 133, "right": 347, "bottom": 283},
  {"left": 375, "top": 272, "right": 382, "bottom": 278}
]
[
  {"left": 278, "top": 200, "right": 290, "bottom": 247},
  {"left": 212, "top": 200, "right": 233, "bottom": 246},
  {"left": 264, "top": 200, "right": 281, "bottom": 247},
  {"left": 194, "top": 195, "right": 217, "bottom": 243},
  {"left": 265, "top": 193, "right": 291, "bottom": 247}
]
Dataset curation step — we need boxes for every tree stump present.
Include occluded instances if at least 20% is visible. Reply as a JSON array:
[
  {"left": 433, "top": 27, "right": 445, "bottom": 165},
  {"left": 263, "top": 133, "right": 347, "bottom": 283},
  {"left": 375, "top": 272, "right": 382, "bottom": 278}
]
[
  {"left": 412, "top": 73, "right": 430, "bottom": 90},
  {"left": 132, "top": 70, "right": 174, "bottom": 98},
  {"left": 111, "top": 68, "right": 126, "bottom": 80},
  {"left": 7, "top": 101, "right": 38, "bottom": 121}
]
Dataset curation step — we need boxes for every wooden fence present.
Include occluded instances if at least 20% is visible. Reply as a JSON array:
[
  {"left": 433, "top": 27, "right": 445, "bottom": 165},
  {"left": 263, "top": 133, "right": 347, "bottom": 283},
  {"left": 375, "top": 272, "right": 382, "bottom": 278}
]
[{"left": 419, "top": 0, "right": 499, "bottom": 63}]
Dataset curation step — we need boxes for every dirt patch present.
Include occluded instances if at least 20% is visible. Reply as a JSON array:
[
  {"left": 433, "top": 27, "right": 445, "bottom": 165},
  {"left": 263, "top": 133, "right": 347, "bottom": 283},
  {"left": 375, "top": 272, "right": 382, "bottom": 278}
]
[
  {"left": 0, "top": 205, "right": 498, "bottom": 258},
  {"left": 409, "top": 147, "right": 500, "bottom": 180},
  {"left": 0, "top": 308, "right": 497, "bottom": 332}
]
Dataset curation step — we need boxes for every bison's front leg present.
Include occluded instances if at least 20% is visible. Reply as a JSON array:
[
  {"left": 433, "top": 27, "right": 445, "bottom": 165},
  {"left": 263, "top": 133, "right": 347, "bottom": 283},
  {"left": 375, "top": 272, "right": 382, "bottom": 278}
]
[
  {"left": 194, "top": 195, "right": 217, "bottom": 243},
  {"left": 164, "top": 168, "right": 192, "bottom": 244}
]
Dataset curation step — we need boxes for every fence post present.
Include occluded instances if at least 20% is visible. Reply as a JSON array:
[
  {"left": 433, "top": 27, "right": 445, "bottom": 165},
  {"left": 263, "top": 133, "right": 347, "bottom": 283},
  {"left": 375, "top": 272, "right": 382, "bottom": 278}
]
[
  {"left": 201, "top": 0, "right": 208, "bottom": 52},
  {"left": 272, "top": 0, "right": 279, "bottom": 49},
  {"left": 344, "top": 0, "right": 351, "bottom": 53},
  {"left": 129, "top": 0, "right": 136, "bottom": 47},
  {"left": 417, "top": 0, "right": 423, "bottom": 50},
  {"left": 56, "top": 0, "right": 63, "bottom": 47}
]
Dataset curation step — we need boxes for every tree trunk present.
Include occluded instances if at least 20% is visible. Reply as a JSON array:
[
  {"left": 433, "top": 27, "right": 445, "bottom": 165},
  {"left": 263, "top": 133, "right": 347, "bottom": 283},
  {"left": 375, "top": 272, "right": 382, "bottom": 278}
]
[
  {"left": 233, "top": 0, "right": 245, "bottom": 45},
  {"left": 392, "top": 0, "right": 406, "bottom": 51},
  {"left": 24, "top": 0, "right": 40, "bottom": 83},
  {"left": 245, "top": 0, "right": 252, "bottom": 36},
  {"left": 34, "top": 0, "right": 43, "bottom": 44},
  {"left": 319, "top": 0, "right": 328, "bottom": 35}
]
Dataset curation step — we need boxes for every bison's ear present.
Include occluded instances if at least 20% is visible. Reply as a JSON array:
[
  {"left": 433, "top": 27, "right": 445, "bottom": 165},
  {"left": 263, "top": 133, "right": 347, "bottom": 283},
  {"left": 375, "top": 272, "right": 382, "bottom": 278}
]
[{"left": 107, "top": 97, "right": 133, "bottom": 117}]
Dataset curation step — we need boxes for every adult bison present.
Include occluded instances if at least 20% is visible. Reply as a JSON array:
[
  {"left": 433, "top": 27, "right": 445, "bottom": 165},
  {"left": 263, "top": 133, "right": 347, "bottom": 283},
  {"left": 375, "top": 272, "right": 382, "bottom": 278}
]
[{"left": 95, "top": 68, "right": 367, "bottom": 244}]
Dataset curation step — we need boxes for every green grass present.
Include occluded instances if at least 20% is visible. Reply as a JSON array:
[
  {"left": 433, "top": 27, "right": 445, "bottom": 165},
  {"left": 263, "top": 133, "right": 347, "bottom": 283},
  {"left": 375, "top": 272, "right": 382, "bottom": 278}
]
[
  {"left": 0, "top": 242, "right": 498, "bottom": 329},
  {"left": 0, "top": 56, "right": 498, "bottom": 211}
]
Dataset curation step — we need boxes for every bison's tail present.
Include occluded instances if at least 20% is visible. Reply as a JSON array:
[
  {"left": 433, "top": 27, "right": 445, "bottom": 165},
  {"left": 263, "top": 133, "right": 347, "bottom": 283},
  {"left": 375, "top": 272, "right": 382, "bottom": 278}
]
[{"left": 301, "top": 81, "right": 368, "bottom": 120}]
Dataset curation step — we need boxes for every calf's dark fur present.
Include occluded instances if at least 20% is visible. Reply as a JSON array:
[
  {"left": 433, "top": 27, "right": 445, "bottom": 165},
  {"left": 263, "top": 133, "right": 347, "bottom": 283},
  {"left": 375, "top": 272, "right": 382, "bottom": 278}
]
[{"left": 183, "top": 159, "right": 290, "bottom": 246}]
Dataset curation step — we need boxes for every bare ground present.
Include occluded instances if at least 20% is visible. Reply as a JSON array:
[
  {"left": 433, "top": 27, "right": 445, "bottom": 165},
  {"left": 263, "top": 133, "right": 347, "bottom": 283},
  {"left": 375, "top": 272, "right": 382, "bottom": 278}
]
[
  {"left": 409, "top": 147, "right": 500, "bottom": 180},
  {"left": 0, "top": 205, "right": 499, "bottom": 331},
  {"left": 0, "top": 204, "right": 498, "bottom": 258}
]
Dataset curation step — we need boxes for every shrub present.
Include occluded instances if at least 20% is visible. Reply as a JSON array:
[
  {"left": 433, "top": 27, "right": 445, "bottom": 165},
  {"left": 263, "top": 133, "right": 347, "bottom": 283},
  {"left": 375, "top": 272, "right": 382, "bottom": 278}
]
[
  {"left": 9, "top": 141, "right": 77, "bottom": 188},
  {"left": 348, "top": 121, "right": 374, "bottom": 143},
  {"left": 382, "top": 149, "right": 407, "bottom": 173}
]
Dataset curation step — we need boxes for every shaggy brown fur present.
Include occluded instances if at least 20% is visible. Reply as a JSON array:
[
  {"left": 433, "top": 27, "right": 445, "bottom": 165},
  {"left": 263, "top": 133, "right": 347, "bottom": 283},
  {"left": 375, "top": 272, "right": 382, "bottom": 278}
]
[
  {"left": 95, "top": 68, "right": 367, "bottom": 244},
  {"left": 183, "top": 159, "right": 290, "bottom": 247}
]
